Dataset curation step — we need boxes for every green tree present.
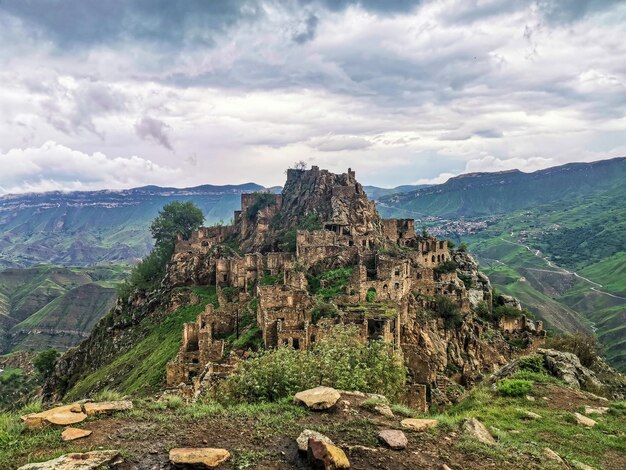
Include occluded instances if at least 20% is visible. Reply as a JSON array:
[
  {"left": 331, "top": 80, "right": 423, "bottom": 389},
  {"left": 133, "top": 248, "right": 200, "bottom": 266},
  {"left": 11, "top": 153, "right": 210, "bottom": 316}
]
[
  {"left": 33, "top": 349, "right": 60, "bottom": 379},
  {"left": 150, "top": 201, "right": 204, "bottom": 251},
  {"left": 119, "top": 201, "right": 204, "bottom": 296}
]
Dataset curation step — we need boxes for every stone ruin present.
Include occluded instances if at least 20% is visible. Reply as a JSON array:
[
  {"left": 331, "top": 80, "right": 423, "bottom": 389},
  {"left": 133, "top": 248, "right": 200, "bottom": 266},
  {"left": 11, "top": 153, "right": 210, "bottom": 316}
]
[{"left": 166, "top": 166, "right": 545, "bottom": 407}]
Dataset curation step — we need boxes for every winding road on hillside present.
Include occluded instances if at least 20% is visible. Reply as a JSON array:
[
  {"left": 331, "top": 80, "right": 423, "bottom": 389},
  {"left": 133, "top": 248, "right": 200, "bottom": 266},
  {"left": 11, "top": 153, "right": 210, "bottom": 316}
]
[{"left": 499, "top": 237, "right": 626, "bottom": 300}]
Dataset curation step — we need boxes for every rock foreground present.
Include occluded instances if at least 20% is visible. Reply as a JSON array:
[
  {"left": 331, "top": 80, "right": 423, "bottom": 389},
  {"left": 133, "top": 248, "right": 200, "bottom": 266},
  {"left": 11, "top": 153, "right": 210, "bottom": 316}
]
[
  {"left": 17, "top": 450, "right": 120, "bottom": 470},
  {"left": 294, "top": 387, "right": 342, "bottom": 411}
]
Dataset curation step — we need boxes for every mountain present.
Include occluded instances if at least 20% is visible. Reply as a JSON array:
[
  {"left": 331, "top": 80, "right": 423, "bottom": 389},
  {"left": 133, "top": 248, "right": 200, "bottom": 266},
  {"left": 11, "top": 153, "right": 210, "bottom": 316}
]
[
  {"left": 0, "top": 265, "right": 125, "bottom": 355},
  {"left": 378, "top": 157, "right": 626, "bottom": 370},
  {"left": 378, "top": 157, "right": 626, "bottom": 218},
  {"left": 363, "top": 184, "right": 429, "bottom": 200},
  {"left": 0, "top": 183, "right": 267, "bottom": 268}
]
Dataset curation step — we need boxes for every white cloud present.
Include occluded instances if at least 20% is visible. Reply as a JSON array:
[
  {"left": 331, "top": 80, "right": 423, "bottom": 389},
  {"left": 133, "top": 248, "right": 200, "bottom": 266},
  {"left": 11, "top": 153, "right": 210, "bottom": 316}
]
[
  {"left": 0, "top": 141, "right": 181, "bottom": 195},
  {"left": 0, "top": 0, "right": 625, "bottom": 190}
]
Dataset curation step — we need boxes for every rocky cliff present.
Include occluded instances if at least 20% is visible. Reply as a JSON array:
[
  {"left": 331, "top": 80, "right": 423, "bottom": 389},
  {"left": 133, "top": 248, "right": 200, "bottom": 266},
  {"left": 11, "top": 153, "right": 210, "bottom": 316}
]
[{"left": 45, "top": 167, "right": 543, "bottom": 406}]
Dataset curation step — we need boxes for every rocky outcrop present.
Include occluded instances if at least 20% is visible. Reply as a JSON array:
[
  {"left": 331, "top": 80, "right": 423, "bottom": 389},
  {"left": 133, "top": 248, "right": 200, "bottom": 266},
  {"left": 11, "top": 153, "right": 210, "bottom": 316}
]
[
  {"left": 17, "top": 450, "right": 120, "bottom": 470},
  {"left": 539, "top": 349, "right": 604, "bottom": 391}
]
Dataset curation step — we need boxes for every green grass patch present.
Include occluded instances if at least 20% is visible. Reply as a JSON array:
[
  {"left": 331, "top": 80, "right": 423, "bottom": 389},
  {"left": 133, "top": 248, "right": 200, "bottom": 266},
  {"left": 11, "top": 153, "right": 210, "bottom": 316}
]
[{"left": 65, "top": 287, "right": 218, "bottom": 399}]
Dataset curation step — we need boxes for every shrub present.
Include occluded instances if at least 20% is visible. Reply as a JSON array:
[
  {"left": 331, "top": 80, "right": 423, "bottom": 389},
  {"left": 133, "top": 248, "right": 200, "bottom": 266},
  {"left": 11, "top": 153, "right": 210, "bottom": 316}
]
[
  {"left": 221, "top": 325, "right": 406, "bottom": 403},
  {"left": 446, "top": 240, "right": 456, "bottom": 249},
  {"left": 33, "top": 349, "right": 59, "bottom": 379},
  {"left": 458, "top": 273, "right": 473, "bottom": 289},
  {"left": 311, "top": 300, "right": 338, "bottom": 325},
  {"left": 434, "top": 260, "right": 458, "bottom": 275},
  {"left": 458, "top": 242, "right": 468, "bottom": 252},
  {"left": 496, "top": 379, "right": 533, "bottom": 397},
  {"left": 545, "top": 332, "right": 601, "bottom": 368},
  {"left": 434, "top": 295, "right": 463, "bottom": 329},
  {"left": 517, "top": 355, "right": 545, "bottom": 374},
  {"left": 366, "top": 288, "right": 377, "bottom": 303}
]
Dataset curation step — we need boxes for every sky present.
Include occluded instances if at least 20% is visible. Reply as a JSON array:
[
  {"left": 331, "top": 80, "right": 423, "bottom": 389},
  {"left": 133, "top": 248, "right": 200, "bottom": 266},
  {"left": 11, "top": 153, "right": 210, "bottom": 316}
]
[{"left": 0, "top": 0, "right": 625, "bottom": 194}]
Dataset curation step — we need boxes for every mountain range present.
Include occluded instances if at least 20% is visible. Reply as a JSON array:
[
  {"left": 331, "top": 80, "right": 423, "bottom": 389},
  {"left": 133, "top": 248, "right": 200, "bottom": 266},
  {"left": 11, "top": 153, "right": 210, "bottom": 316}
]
[{"left": 0, "top": 158, "right": 624, "bottom": 370}]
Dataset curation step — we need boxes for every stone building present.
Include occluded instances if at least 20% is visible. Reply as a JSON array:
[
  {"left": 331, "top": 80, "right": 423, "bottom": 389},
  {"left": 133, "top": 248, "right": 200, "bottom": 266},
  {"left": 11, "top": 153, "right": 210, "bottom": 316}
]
[{"left": 165, "top": 166, "right": 543, "bottom": 406}]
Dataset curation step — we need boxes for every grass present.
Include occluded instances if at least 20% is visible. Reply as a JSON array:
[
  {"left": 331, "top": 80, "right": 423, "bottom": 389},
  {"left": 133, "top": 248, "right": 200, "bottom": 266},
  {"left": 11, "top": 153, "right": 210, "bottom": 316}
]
[
  {"left": 65, "top": 286, "right": 218, "bottom": 399},
  {"left": 425, "top": 384, "right": 626, "bottom": 469}
]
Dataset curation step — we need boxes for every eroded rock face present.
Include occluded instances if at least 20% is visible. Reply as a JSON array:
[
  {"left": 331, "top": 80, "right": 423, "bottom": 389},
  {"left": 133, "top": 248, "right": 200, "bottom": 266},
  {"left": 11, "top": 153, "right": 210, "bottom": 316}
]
[
  {"left": 539, "top": 349, "right": 604, "bottom": 391},
  {"left": 17, "top": 450, "right": 120, "bottom": 470},
  {"left": 169, "top": 448, "right": 231, "bottom": 468},
  {"left": 294, "top": 387, "right": 341, "bottom": 410}
]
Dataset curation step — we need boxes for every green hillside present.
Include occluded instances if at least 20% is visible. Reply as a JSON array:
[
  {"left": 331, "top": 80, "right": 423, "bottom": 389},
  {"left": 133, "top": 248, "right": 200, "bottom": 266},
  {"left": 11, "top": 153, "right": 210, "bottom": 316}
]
[
  {"left": 379, "top": 157, "right": 626, "bottom": 219},
  {"left": 0, "top": 184, "right": 266, "bottom": 268},
  {"left": 0, "top": 265, "right": 126, "bottom": 355},
  {"left": 380, "top": 158, "right": 626, "bottom": 371}
]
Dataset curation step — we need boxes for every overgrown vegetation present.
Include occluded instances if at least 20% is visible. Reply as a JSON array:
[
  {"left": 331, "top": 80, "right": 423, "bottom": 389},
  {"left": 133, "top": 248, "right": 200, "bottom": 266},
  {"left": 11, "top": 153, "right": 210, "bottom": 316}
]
[
  {"left": 246, "top": 192, "right": 276, "bottom": 221},
  {"left": 434, "top": 295, "right": 463, "bottom": 328},
  {"left": 65, "top": 287, "right": 219, "bottom": 399},
  {"left": 220, "top": 325, "right": 406, "bottom": 402},
  {"left": 307, "top": 267, "right": 353, "bottom": 300},
  {"left": 33, "top": 349, "right": 59, "bottom": 379},
  {"left": 496, "top": 379, "right": 533, "bottom": 397},
  {"left": 118, "top": 201, "right": 204, "bottom": 297},
  {"left": 434, "top": 260, "right": 458, "bottom": 275},
  {"left": 546, "top": 332, "right": 601, "bottom": 368},
  {"left": 277, "top": 213, "right": 323, "bottom": 251}
]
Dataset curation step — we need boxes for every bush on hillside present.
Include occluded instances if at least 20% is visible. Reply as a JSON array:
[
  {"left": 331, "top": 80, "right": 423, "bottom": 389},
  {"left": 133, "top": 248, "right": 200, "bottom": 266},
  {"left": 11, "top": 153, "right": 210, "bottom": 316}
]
[
  {"left": 434, "top": 295, "right": 463, "bottom": 328},
  {"left": 33, "top": 349, "right": 60, "bottom": 379},
  {"left": 433, "top": 260, "right": 458, "bottom": 275},
  {"left": 517, "top": 355, "right": 546, "bottom": 374},
  {"left": 220, "top": 325, "right": 406, "bottom": 403},
  {"left": 496, "top": 379, "right": 533, "bottom": 397},
  {"left": 546, "top": 332, "right": 601, "bottom": 368}
]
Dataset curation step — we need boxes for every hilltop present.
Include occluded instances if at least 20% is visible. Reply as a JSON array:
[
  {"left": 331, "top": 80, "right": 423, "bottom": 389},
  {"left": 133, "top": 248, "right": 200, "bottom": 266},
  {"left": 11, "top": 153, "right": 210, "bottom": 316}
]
[{"left": 2, "top": 166, "right": 625, "bottom": 470}]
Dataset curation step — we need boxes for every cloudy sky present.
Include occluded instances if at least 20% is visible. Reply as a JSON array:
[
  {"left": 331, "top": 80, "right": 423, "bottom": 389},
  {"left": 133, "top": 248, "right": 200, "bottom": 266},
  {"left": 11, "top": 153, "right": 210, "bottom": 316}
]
[{"left": 0, "top": 0, "right": 625, "bottom": 194}]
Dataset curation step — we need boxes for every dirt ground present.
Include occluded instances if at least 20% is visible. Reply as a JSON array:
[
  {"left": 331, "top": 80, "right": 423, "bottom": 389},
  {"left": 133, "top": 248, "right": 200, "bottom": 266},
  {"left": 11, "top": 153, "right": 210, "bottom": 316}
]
[{"left": 12, "top": 387, "right": 622, "bottom": 470}]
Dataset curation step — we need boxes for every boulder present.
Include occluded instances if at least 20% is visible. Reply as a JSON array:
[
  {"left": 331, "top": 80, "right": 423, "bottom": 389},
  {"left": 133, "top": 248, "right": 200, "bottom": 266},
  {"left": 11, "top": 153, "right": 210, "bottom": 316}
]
[
  {"left": 61, "top": 427, "right": 92, "bottom": 441},
  {"left": 45, "top": 411, "right": 88, "bottom": 426},
  {"left": 17, "top": 450, "right": 120, "bottom": 469},
  {"left": 83, "top": 400, "right": 133, "bottom": 416},
  {"left": 307, "top": 438, "right": 350, "bottom": 469},
  {"left": 523, "top": 411, "right": 542, "bottom": 420},
  {"left": 400, "top": 418, "right": 438, "bottom": 431},
  {"left": 573, "top": 412, "right": 597, "bottom": 428},
  {"left": 463, "top": 418, "right": 496, "bottom": 445},
  {"left": 378, "top": 430, "right": 408, "bottom": 450},
  {"left": 21, "top": 404, "right": 85, "bottom": 429},
  {"left": 169, "top": 448, "right": 230, "bottom": 468},
  {"left": 294, "top": 387, "right": 341, "bottom": 410},
  {"left": 584, "top": 406, "right": 608, "bottom": 415},
  {"left": 542, "top": 447, "right": 565, "bottom": 465},
  {"left": 297, "top": 430, "right": 333, "bottom": 453},
  {"left": 539, "top": 349, "right": 603, "bottom": 390},
  {"left": 373, "top": 404, "right": 394, "bottom": 418}
]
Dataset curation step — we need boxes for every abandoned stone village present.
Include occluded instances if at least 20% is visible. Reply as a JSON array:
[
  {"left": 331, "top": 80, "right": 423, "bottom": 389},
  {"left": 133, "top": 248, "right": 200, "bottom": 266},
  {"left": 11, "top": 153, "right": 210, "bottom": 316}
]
[{"left": 164, "top": 166, "right": 544, "bottom": 409}]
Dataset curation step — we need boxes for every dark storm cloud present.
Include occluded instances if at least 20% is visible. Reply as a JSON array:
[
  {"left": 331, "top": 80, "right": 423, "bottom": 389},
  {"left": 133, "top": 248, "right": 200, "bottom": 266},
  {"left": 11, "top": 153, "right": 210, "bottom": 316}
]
[
  {"left": 135, "top": 116, "right": 173, "bottom": 150},
  {"left": 293, "top": 13, "right": 319, "bottom": 44},
  {"left": 0, "top": 0, "right": 262, "bottom": 49},
  {"left": 0, "top": 0, "right": 421, "bottom": 51}
]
